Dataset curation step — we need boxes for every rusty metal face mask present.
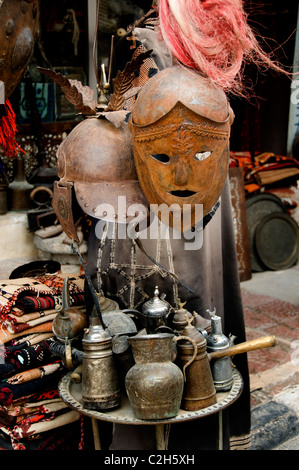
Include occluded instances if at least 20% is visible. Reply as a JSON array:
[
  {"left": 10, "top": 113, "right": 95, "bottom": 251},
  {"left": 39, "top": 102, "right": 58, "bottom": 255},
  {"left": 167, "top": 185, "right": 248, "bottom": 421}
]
[{"left": 129, "top": 66, "right": 234, "bottom": 232}]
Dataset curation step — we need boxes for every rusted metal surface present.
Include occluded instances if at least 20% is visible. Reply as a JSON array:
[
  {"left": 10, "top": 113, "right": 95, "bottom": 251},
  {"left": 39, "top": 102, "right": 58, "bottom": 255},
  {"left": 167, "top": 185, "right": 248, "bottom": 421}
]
[
  {"left": 52, "top": 180, "right": 80, "bottom": 242},
  {"left": 0, "top": 0, "right": 39, "bottom": 98},
  {"left": 255, "top": 212, "right": 299, "bottom": 270},
  {"left": 246, "top": 192, "right": 287, "bottom": 272},
  {"left": 229, "top": 167, "right": 252, "bottom": 281},
  {"left": 54, "top": 117, "right": 149, "bottom": 229},
  {"left": 52, "top": 277, "right": 87, "bottom": 343},
  {"left": 175, "top": 317, "right": 217, "bottom": 411},
  {"left": 125, "top": 333, "right": 184, "bottom": 420},
  {"left": 59, "top": 368, "right": 244, "bottom": 425},
  {"left": 129, "top": 66, "right": 234, "bottom": 232}
]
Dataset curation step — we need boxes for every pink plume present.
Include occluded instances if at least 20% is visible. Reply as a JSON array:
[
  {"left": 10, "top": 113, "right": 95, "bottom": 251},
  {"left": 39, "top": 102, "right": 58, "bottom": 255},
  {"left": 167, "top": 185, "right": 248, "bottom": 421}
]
[{"left": 158, "top": 0, "right": 287, "bottom": 94}]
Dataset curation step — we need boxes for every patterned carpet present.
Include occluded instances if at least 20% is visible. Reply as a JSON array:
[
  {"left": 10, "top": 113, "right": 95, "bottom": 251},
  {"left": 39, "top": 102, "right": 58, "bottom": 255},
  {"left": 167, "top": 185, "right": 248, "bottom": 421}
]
[
  {"left": 241, "top": 288, "right": 299, "bottom": 408},
  {"left": 241, "top": 288, "right": 299, "bottom": 374}
]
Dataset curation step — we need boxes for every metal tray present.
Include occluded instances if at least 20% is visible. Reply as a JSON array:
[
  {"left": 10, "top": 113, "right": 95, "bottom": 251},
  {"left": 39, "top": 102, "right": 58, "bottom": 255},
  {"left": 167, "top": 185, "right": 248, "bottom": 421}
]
[
  {"left": 255, "top": 212, "right": 299, "bottom": 270},
  {"left": 246, "top": 193, "right": 287, "bottom": 271},
  {"left": 58, "top": 369, "right": 243, "bottom": 425}
]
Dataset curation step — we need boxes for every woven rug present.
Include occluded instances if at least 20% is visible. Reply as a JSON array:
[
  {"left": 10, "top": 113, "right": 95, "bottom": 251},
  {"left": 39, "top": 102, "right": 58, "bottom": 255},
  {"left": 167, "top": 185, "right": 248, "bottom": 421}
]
[{"left": 241, "top": 288, "right": 299, "bottom": 374}]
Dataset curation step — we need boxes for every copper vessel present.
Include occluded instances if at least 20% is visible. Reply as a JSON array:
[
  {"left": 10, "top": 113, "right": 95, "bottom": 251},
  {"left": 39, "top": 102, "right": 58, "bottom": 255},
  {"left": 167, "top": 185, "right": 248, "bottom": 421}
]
[
  {"left": 176, "top": 315, "right": 217, "bottom": 411},
  {"left": 125, "top": 333, "right": 184, "bottom": 420},
  {"left": 52, "top": 277, "right": 86, "bottom": 344},
  {"left": 172, "top": 299, "right": 193, "bottom": 334}
]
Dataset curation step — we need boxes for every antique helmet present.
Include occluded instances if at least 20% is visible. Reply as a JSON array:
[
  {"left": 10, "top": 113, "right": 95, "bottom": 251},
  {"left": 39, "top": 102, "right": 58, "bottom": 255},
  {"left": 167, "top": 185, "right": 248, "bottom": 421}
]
[
  {"left": 52, "top": 116, "right": 149, "bottom": 241},
  {"left": 129, "top": 65, "right": 234, "bottom": 233},
  {"left": 0, "top": 0, "right": 39, "bottom": 99}
]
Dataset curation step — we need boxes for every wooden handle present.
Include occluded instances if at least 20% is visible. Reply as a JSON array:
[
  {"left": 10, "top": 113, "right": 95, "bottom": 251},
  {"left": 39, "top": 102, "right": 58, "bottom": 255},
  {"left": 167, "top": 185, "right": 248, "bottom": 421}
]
[{"left": 208, "top": 335, "right": 277, "bottom": 361}]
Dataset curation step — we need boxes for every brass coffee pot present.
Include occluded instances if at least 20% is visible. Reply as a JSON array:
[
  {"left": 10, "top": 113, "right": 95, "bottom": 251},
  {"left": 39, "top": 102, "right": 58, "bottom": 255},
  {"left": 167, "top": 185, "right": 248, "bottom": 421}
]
[
  {"left": 52, "top": 277, "right": 87, "bottom": 368},
  {"left": 172, "top": 299, "right": 192, "bottom": 334},
  {"left": 176, "top": 314, "right": 217, "bottom": 411}
]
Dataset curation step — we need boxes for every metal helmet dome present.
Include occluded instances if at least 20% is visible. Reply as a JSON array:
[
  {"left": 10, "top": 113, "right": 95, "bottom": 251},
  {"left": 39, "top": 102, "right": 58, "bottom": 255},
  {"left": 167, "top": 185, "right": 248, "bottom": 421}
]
[{"left": 52, "top": 116, "right": 149, "bottom": 241}]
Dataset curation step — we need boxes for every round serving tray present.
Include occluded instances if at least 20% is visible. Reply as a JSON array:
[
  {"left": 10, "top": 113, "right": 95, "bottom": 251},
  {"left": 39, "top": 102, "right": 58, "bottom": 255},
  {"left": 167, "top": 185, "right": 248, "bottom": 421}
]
[
  {"left": 255, "top": 212, "right": 299, "bottom": 271},
  {"left": 246, "top": 193, "right": 287, "bottom": 271},
  {"left": 58, "top": 369, "right": 243, "bottom": 425}
]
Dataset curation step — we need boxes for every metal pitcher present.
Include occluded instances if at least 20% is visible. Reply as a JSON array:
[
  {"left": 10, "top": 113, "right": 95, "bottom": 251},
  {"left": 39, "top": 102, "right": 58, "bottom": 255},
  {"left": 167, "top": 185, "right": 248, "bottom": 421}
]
[
  {"left": 206, "top": 308, "right": 234, "bottom": 392},
  {"left": 125, "top": 333, "right": 186, "bottom": 420},
  {"left": 81, "top": 314, "right": 121, "bottom": 411},
  {"left": 138, "top": 286, "right": 172, "bottom": 333},
  {"left": 176, "top": 315, "right": 217, "bottom": 411}
]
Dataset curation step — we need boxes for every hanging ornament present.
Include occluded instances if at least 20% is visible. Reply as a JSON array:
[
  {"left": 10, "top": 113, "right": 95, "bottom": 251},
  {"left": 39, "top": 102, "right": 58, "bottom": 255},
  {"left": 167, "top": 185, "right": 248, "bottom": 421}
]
[{"left": 0, "top": 100, "right": 24, "bottom": 157}]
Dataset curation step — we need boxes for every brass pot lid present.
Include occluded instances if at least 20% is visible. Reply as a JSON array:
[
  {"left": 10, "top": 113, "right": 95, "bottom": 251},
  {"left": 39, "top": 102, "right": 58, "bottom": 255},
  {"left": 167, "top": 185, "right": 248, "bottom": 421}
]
[
  {"left": 246, "top": 192, "right": 287, "bottom": 272},
  {"left": 255, "top": 212, "right": 299, "bottom": 271}
]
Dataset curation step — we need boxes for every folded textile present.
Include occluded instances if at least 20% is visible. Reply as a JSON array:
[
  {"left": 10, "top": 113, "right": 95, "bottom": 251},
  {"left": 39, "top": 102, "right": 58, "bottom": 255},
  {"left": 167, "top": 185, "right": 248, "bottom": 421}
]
[
  {"left": 16, "top": 295, "right": 56, "bottom": 313},
  {"left": 5, "top": 388, "right": 61, "bottom": 407},
  {"left": 0, "top": 419, "right": 87, "bottom": 450},
  {"left": 4, "top": 333, "right": 54, "bottom": 356},
  {"left": 255, "top": 167, "right": 299, "bottom": 185},
  {"left": 0, "top": 321, "right": 54, "bottom": 344},
  {"left": 0, "top": 389, "right": 61, "bottom": 427},
  {"left": 0, "top": 416, "right": 82, "bottom": 450},
  {"left": 0, "top": 396, "right": 63, "bottom": 418},
  {"left": 4, "top": 312, "right": 58, "bottom": 334},
  {"left": 0, "top": 274, "right": 85, "bottom": 318},
  {"left": 0, "top": 397, "right": 64, "bottom": 427},
  {"left": 6, "top": 409, "right": 80, "bottom": 440},
  {"left": 6, "top": 361, "right": 63, "bottom": 385},
  {"left": 33, "top": 274, "right": 85, "bottom": 293},
  {"left": 0, "top": 369, "right": 64, "bottom": 406},
  {"left": 7, "top": 309, "right": 58, "bottom": 324},
  {"left": 0, "top": 339, "right": 56, "bottom": 380},
  {"left": 0, "top": 273, "right": 87, "bottom": 451},
  {"left": 0, "top": 399, "right": 68, "bottom": 428},
  {"left": 3, "top": 304, "right": 84, "bottom": 339},
  {"left": 16, "top": 292, "right": 84, "bottom": 314}
]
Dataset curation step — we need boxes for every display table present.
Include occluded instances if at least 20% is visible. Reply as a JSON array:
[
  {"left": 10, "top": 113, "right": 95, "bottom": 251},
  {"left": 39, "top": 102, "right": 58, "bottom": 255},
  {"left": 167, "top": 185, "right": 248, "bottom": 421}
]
[{"left": 58, "top": 369, "right": 243, "bottom": 450}]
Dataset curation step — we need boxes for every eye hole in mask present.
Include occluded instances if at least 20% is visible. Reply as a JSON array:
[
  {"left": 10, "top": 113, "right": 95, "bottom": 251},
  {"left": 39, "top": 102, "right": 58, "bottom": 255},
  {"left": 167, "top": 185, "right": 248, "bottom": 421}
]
[
  {"left": 151, "top": 154, "right": 170, "bottom": 163},
  {"left": 194, "top": 151, "right": 212, "bottom": 161}
]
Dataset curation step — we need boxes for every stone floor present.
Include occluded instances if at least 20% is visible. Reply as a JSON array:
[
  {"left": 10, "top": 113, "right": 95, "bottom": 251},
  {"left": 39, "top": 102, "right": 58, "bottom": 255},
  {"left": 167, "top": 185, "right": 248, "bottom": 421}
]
[
  {"left": 241, "top": 265, "right": 299, "bottom": 450},
  {"left": 241, "top": 287, "right": 299, "bottom": 406}
]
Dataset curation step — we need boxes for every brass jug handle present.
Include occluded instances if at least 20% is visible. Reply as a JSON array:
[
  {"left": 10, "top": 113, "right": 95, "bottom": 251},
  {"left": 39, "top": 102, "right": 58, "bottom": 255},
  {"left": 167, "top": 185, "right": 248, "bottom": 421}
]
[
  {"left": 173, "top": 336, "right": 198, "bottom": 381},
  {"left": 64, "top": 340, "right": 73, "bottom": 369}
]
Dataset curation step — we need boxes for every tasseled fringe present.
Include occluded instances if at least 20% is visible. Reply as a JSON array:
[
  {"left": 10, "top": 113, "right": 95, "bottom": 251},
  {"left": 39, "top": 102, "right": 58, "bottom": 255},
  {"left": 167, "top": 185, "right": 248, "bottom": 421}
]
[{"left": 0, "top": 100, "right": 25, "bottom": 157}]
